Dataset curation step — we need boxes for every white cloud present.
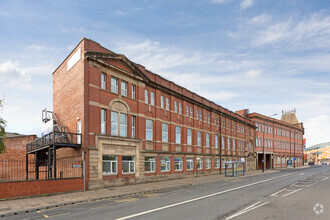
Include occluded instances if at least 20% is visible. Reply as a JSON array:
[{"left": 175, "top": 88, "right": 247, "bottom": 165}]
[
  {"left": 0, "top": 61, "right": 29, "bottom": 83},
  {"left": 305, "top": 114, "right": 330, "bottom": 147},
  {"left": 240, "top": 0, "right": 255, "bottom": 10},
  {"left": 249, "top": 14, "right": 272, "bottom": 25},
  {"left": 251, "top": 11, "right": 330, "bottom": 50},
  {"left": 210, "top": 0, "right": 230, "bottom": 4},
  {"left": 245, "top": 69, "right": 261, "bottom": 78}
]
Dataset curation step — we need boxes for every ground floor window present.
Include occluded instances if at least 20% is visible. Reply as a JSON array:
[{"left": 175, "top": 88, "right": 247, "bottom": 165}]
[
  {"left": 282, "top": 157, "right": 285, "bottom": 164},
  {"left": 186, "top": 158, "right": 194, "bottom": 170},
  {"left": 222, "top": 158, "right": 225, "bottom": 168},
  {"left": 102, "top": 155, "right": 117, "bottom": 174},
  {"left": 205, "top": 158, "right": 211, "bottom": 169},
  {"left": 145, "top": 157, "right": 155, "bottom": 172},
  {"left": 122, "top": 156, "right": 135, "bottom": 174},
  {"left": 197, "top": 157, "right": 203, "bottom": 170},
  {"left": 161, "top": 157, "right": 171, "bottom": 171},
  {"left": 277, "top": 157, "right": 281, "bottom": 164},
  {"left": 175, "top": 157, "right": 183, "bottom": 171},
  {"left": 215, "top": 158, "right": 220, "bottom": 168}
]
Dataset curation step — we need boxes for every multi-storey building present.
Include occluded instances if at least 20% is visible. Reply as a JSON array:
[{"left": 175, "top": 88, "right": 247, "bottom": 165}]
[
  {"left": 53, "top": 38, "right": 257, "bottom": 189},
  {"left": 236, "top": 109, "right": 304, "bottom": 169}
]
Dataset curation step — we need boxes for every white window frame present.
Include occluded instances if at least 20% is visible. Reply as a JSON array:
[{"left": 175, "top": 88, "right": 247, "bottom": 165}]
[
  {"left": 174, "top": 101, "right": 178, "bottom": 113},
  {"left": 215, "top": 158, "right": 220, "bottom": 168},
  {"left": 161, "top": 157, "right": 170, "bottom": 171},
  {"left": 121, "top": 81, "right": 127, "bottom": 97},
  {"left": 146, "top": 119, "right": 153, "bottom": 140},
  {"left": 221, "top": 136, "right": 225, "bottom": 149},
  {"left": 131, "top": 116, "right": 135, "bottom": 138},
  {"left": 205, "top": 158, "right": 211, "bottom": 169},
  {"left": 145, "top": 90, "right": 149, "bottom": 104},
  {"left": 131, "top": 84, "right": 136, "bottom": 99},
  {"left": 145, "top": 157, "right": 155, "bottom": 172},
  {"left": 206, "top": 133, "right": 210, "bottom": 147},
  {"left": 162, "top": 123, "right": 168, "bottom": 142},
  {"left": 175, "top": 157, "right": 183, "bottom": 171},
  {"left": 161, "top": 96, "right": 164, "bottom": 108},
  {"left": 101, "top": 72, "right": 106, "bottom": 90},
  {"left": 186, "top": 158, "right": 194, "bottom": 170},
  {"left": 197, "top": 131, "right": 201, "bottom": 146},
  {"left": 176, "top": 126, "right": 181, "bottom": 144},
  {"left": 215, "top": 134, "right": 218, "bottom": 148},
  {"left": 102, "top": 155, "right": 117, "bottom": 175},
  {"left": 166, "top": 97, "right": 169, "bottom": 110},
  {"left": 150, "top": 92, "right": 155, "bottom": 105},
  {"left": 197, "top": 157, "right": 203, "bottom": 170},
  {"left": 101, "top": 109, "right": 106, "bottom": 134},
  {"left": 187, "top": 128, "right": 192, "bottom": 145},
  {"left": 179, "top": 102, "right": 182, "bottom": 114},
  {"left": 122, "top": 156, "right": 135, "bottom": 174},
  {"left": 111, "top": 77, "right": 118, "bottom": 94}
]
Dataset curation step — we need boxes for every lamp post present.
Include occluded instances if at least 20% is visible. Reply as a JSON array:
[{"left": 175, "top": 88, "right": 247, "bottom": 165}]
[{"left": 262, "top": 113, "right": 277, "bottom": 173}]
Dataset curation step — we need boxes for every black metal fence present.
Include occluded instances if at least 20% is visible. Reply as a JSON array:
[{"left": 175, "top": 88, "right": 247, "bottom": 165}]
[{"left": 0, "top": 159, "right": 83, "bottom": 182}]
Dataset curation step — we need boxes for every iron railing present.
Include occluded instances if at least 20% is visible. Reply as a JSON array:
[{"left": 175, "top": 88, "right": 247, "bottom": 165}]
[
  {"left": 26, "top": 131, "right": 81, "bottom": 153},
  {"left": 0, "top": 159, "right": 83, "bottom": 182}
]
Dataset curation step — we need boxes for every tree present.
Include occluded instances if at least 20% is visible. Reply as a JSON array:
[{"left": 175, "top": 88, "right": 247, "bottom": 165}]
[{"left": 0, "top": 99, "right": 6, "bottom": 154}]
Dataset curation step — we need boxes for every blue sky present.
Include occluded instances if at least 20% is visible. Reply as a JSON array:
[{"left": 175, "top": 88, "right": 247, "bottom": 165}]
[{"left": 1, "top": 0, "right": 330, "bottom": 148}]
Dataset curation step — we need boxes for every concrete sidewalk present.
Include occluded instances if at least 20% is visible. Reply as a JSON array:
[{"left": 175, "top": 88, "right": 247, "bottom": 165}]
[{"left": 0, "top": 169, "right": 298, "bottom": 217}]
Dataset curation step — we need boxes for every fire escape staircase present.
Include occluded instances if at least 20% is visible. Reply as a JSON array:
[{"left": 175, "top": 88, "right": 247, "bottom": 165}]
[{"left": 26, "top": 111, "right": 81, "bottom": 180}]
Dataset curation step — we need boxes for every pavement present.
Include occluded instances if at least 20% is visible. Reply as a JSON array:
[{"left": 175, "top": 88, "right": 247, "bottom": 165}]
[{"left": 0, "top": 167, "right": 308, "bottom": 218}]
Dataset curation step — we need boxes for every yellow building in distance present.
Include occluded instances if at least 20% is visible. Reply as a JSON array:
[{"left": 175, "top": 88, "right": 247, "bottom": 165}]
[{"left": 304, "top": 142, "right": 330, "bottom": 164}]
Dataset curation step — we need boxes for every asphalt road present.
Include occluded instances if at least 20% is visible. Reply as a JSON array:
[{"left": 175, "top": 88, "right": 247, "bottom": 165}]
[{"left": 5, "top": 165, "right": 330, "bottom": 220}]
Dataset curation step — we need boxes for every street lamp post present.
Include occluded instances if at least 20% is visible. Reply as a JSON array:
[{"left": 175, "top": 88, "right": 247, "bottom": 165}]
[{"left": 262, "top": 113, "right": 277, "bottom": 173}]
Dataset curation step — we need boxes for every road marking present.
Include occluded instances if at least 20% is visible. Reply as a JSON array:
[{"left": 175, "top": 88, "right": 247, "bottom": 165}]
[
  {"left": 225, "top": 201, "right": 269, "bottom": 220},
  {"left": 307, "top": 181, "right": 320, "bottom": 187},
  {"left": 114, "top": 198, "right": 139, "bottom": 203},
  {"left": 140, "top": 193, "right": 163, "bottom": 198},
  {"left": 115, "top": 173, "right": 293, "bottom": 220},
  {"left": 271, "top": 188, "right": 286, "bottom": 197},
  {"left": 43, "top": 212, "right": 70, "bottom": 218},
  {"left": 281, "top": 188, "right": 301, "bottom": 197},
  {"left": 321, "top": 177, "right": 329, "bottom": 181},
  {"left": 90, "top": 205, "right": 108, "bottom": 210}
]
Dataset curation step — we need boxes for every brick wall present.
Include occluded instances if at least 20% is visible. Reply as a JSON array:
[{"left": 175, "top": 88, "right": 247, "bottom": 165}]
[
  {"left": 0, "top": 178, "right": 83, "bottom": 199},
  {"left": 0, "top": 135, "right": 36, "bottom": 161}
]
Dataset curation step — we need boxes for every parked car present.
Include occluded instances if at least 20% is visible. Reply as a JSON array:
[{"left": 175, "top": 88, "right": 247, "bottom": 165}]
[
  {"left": 322, "top": 162, "right": 327, "bottom": 165},
  {"left": 308, "top": 162, "right": 315, "bottom": 165}
]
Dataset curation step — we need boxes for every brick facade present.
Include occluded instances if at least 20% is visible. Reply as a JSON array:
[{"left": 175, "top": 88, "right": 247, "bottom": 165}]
[
  {"left": 53, "top": 38, "right": 257, "bottom": 189},
  {"left": 0, "top": 134, "right": 36, "bottom": 161},
  {"left": 236, "top": 110, "right": 304, "bottom": 169}
]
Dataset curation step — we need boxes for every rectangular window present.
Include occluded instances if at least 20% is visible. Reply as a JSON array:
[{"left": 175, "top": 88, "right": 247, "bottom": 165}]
[
  {"left": 222, "top": 136, "right": 225, "bottom": 149},
  {"left": 197, "top": 157, "right": 203, "bottom": 170},
  {"left": 186, "top": 158, "right": 194, "bottom": 170},
  {"left": 190, "top": 107, "right": 193, "bottom": 117},
  {"left": 215, "top": 158, "right": 220, "bottom": 169},
  {"left": 111, "top": 111, "right": 118, "bottom": 135},
  {"left": 233, "top": 139, "right": 236, "bottom": 150},
  {"left": 200, "top": 110, "right": 202, "bottom": 121},
  {"left": 196, "top": 109, "right": 199, "bottom": 119},
  {"left": 162, "top": 123, "right": 168, "bottom": 142},
  {"left": 150, "top": 92, "right": 155, "bottom": 105},
  {"left": 145, "top": 90, "right": 149, "bottom": 104},
  {"left": 176, "top": 126, "right": 181, "bottom": 144},
  {"left": 197, "top": 131, "right": 201, "bottom": 146},
  {"left": 175, "top": 101, "right": 178, "bottom": 113},
  {"left": 101, "top": 73, "right": 106, "bottom": 90},
  {"left": 205, "top": 113, "right": 207, "bottom": 121},
  {"left": 146, "top": 119, "right": 153, "bottom": 140},
  {"left": 131, "top": 85, "right": 136, "bottom": 99},
  {"left": 161, "top": 96, "right": 164, "bottom": 108},
  {"left": 175, "top": 157, "right": 183, "bottom": 171},
  {"left": 120, "top": 113, "right": 127, "bottom": 137},
  {"left": 215, "top": 134, "right": 218, "bottom": 148},
  {"left": 205, "top": 158, "right": 211, "bottom": 169},
  {"left": 187, "top": 129, "right": 192, "bottom": 145},
  {"left": 166, "top": 98, "right": 169, "bottom": 110},
  {"left": 122, "top": 156, "right": 134, "bottom": 174},
  {"left": 102, "top": 155, "right": 117, "bottom": 174},
  {"left": 228, "top": 138, "right": 231, "bottom": 150},
  {"left": 131, "top": 116, "right": 135, "bottom": 138},
  {"left": 186, "top": 105, "right": 189, "bottom": 116},
  {"left": 145, "top": 157, "right": 155, "bottom": 172},
  {"left": 101, "top": 109, "right": 106, "bottom": 134},
  {"left": 161, "top": 157, "right": 170, "bottom": 171},
  {"left": 111, "top": 77, "right": 118, "bottom": 93},
  {"left": 206, "top": 133, "right": 210, "bottom": 147},
  {"left": 179, "top": 102, "right": 182, "bottom": 114},
  {"left": 121, "top": 81, "right": 127, "bottom": 96}
]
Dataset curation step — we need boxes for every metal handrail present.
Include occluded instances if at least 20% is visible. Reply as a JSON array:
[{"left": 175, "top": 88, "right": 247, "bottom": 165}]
[{"left": 26, "top": 131, "right": 81, "bottom": 153}]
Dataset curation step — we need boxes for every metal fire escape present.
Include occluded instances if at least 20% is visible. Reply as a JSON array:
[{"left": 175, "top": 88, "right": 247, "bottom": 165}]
[{"left": 26, "top": 109, "right": 81, "bottom": 180}]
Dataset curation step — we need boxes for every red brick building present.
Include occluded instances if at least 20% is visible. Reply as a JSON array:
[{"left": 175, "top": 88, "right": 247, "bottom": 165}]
[
  {"left": 0, "top": 133, "right": 36, "bottom": 161},
  {"left": 53, "top": 38, "right": 257, "bottom": 189},
  {"left": 236, "top": 109, "right": 304, "bottom": 169}
]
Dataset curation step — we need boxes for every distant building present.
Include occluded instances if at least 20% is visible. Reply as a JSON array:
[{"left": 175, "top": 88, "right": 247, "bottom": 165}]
[
  {"left": 236, "top": 109, "right": 304, "bottom": 169},
  {"left": 304, "top": 142, "right": 330, "bottom": 164}
]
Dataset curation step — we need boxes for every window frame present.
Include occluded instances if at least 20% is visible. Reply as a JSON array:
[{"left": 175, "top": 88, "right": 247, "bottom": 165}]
[{"left": 111, "top": 76, "right": 118, "bottom": 94}]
